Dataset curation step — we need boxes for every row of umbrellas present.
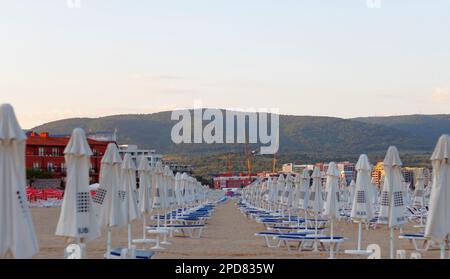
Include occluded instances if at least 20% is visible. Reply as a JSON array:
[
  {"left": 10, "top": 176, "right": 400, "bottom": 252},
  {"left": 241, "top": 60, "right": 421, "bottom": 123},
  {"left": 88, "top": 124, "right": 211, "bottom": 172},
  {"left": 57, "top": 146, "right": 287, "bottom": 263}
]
[
  {"left": 242, "top": 135, "right": 450, "bottom": 258},
  {"left": 0, "top": 103, "right": 222, "bottom": 258}
]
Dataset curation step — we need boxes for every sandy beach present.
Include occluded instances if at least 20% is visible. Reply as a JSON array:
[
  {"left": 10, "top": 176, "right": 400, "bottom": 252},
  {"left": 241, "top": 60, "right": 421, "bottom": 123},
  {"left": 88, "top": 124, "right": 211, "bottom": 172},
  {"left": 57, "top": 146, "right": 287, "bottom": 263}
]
[{"left": 31, "top": 199, "right": 441, "bottom": 259}]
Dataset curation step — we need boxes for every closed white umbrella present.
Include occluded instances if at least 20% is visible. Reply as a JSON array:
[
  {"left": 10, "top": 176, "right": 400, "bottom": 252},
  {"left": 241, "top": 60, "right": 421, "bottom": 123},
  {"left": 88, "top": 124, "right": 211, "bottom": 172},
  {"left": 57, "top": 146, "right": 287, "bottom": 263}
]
[
  {"left": 175, "top": 173, "right": 182, "bottom": 207},
  {"left": 132, "top": 156, "right": 153, "bottom": 245},
  {"left": 121, "top": 153, "right": 140, "bottom": 249},
  {"left": 276, "top": 174, "right": 285, "bottom": 215},
  {"left": 298, "top": 169, "right": 310, "bottom": 229},
  {"left": 150, "top": 161, "right": 165, "bottom": 249},
  {"left": 292, "top": 174, "right": 301, "bottom": 209},
  {"left": 323, "top": 162, "right": 341, "bottom": 259},
  {"left": 377, "top": 146, "right": 407, "bottom": 258},
  {"left": 339, "top": 177, "right": 348, "bottom": 205},
  {"left": 308, "top": 166, "right": 323, "bottom": 251},
  {"left": 0, "top": 104, "right": 39, "bottom": 258},
  {"left": 413, "top": 169, "right": 426, "bottom": 208},
  {"left": 425, "top": 134, "right": 450, "bottom": 258},
  {"left": 55, "top": 128, "right": 101, "bottom": 244},
  {"left": 348, "top": 154, "right": 374, "bottom": 254},
  {"left": 268, "top": 177, "right": 276, "bottom": 211},
  {"left": 348, "top": 180, "right": 356, "bottom": 208},
  {"left": 370, "top": 177, "right": 379, "bottom": 206},
  {"left": 93, "top": 143, "right": 123, "bottom": 258},
  {"left": 283, "top": 174, "right": 294, "bottom": 220},
  {"left": 412, "top": 169, "right": 426, "bottom": 228},
  {"left": 308, "top": 167, "right": 323, "bottom": 214},
  {"left": 152, "top": 162, "right": 165, "bottom": 211}
]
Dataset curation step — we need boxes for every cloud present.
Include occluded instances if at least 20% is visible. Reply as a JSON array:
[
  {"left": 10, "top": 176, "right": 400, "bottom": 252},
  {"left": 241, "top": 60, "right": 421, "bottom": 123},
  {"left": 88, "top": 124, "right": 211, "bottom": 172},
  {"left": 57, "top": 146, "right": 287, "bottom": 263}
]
[
  {"left": 432, "top": 87, "right": 450, "bottom": 103},
  {"left": 130, "top": 74, "right": 182, "bottom": 81}
]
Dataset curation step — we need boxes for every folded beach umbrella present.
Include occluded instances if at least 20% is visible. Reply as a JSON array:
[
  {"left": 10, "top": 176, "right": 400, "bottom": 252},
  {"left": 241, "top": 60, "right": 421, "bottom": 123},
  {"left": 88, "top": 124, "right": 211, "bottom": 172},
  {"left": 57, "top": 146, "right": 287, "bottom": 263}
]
[
  {"left": 348, "top": 154, "right": 374, "bottom": 253},
  {"left": 94, "top": 143, "right": 124, "bottom": 227},
  {"left": 268, "top": 177, "right": 277, "bottom": 211},
  {"left": 0, "top": 104, "right": 39, "bottom": 259},
  {"left": 413, "top": 169, "right": 426, "bottom": 207},
  {"left": 308, "top": 167, "right": 323, "bottom": 214},
  {"left": 174, "top": 172, "right": 182, "bottom": 207},
  {"left": 351, "top": 154, "right": 374, "bottom": 221},
  {"left": 292, "top": 174, "right": 301, "bottom": 209},
  {"left": 370, "top": 177, "right": 379, "bottom": 206},
  {"left": 298, "top": 169, "right": 310, "bottom": 211},
  {"left": 324, "top": 162, "right": 341, "bottom": 219},
  {"left": 323, "top": 162, "right": 341, "bottom": 259},
  {"left": 276, "top": 174, "right": 285, "bottom": 208},
  {"left": 152, "top": 161, "right": 165, "bottom": 210},
  {"left": 377, "top": 146, "right": 407, "bottom": 258},
  {"left": 308, "top": 166, "right": 324, "bottom": 251},
  {"left": 164, "top": 166, "right": 175, "bottom": 209},
  {"left": 138, "top": 157, "right": 153, "bottom": 215},
  {"left": 93, "top": 143, "right": 124, "bottom": 258},
  {"left": 347, "top": 180, "right": 356, "bottom": 207},
  {"left": 181, "top": 172, "right": 189, "bottom": 207},
  {"left": 121, "top": 153, "right": 140, "bottom": 249},
  {"left": 425, "top": 134, "right": 450, "bottom": 258},
  {"left": 55, "top": 128, "right": 101, "bottom": 242},
  {"left": 283, "top": 174, "right": 293, "bottom": 208}
]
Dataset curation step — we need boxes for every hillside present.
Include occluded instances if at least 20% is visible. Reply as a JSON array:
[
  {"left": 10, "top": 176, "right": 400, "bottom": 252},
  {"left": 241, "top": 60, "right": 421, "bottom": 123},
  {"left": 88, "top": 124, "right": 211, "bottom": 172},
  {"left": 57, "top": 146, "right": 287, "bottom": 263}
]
[{"left": 31, "top": 110, "right": 447, "bottom": 157}]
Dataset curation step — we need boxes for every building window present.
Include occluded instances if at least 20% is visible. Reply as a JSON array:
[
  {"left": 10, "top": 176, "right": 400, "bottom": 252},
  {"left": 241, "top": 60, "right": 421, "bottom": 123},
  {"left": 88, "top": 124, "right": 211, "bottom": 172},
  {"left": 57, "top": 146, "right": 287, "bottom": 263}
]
[
  {"left": 33, "top": 162, "right": 40, "bottom": 169},
  {"left": 38, "top": 147, "right": 45, "bottom": 156},
  {"left": 47, "top": 162, "right": 54, "bottom": 172},
  {"left": 52, "top": 147, "right": 59, "bottom": 156}
]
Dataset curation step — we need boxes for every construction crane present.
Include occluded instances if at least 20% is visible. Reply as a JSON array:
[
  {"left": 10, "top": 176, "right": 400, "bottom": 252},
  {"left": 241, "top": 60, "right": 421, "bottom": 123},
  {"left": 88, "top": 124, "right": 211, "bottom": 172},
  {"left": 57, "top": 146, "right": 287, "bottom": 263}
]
[
  {"left": 227, "top": 153, "right": 232, "bottom": 176},
  {"left": 272, "top": 153, "right": 277, "bottom": 173},
  {"left": 244, "top": 133, "right": 254, "bottom": 177}
]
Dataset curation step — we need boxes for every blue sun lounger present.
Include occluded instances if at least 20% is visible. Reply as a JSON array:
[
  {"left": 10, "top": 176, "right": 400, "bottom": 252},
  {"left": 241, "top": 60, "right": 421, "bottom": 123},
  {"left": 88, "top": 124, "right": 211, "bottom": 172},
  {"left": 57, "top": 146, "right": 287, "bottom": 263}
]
[
  {"left": 255, "top": 231, "right": 309, "bottom": 248},
  {"left": 109, "top": 248, "right": 155, "bottom": 259},
  {"left": 277, "top": 235, "right": 346, "bottom": 252},
  {"left": 399, "top": 233, "right": 433, "bottom": 251}
]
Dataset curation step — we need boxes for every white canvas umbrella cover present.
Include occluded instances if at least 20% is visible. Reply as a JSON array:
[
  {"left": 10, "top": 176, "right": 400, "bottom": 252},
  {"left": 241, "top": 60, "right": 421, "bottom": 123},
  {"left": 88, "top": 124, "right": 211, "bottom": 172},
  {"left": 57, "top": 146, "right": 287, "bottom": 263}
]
[
  {"left": 121, "top": 153, "right": 140, "bottom": 223},
  {"left": 292, "top": 174, "right": 301, "bottom": 208},
  {"left": 348, "top": 180, "right": 356, "bottom": 207},
  {"left": 152, "top": 162, "right": 165, "bottom": 209},
  {"left": 351, "top": 154, "right": 374, "bottom": 221},
  {"left": 425, "top": 134, "right": 450, "bottom": 243},
  {"left": 298, "top": 169, "right": 310, "bottom": 211},
  {"left": 276, "top": 174, "right": 285, "bottom": 205},
  {"left": 138, "top": 156, "right": 153, "bottom": 214},
  {"left": 283, "top": 174, "right": 293, "bottom": 207},
  {"left": 308, "top": 167, "right": 323, "bottom": 213},
  {"left": 323, "top": 162, "right": 341, "bottom": 219},
  {"left": 93, "top": 143, "right": 125, "bottom": 227},
  {"left": 323, "top": 162, "right": 340, "bottom": 258},
  {"left": 55, "top": 128, "right": 101, "bottom": 241},
  {"left": 0, "top": 104, "right": 39, "bottom": 258},
  {"left": 413, "top": 169, "right": 426, "bottom": 207},
  {"left": 377, "top": 146, "right": 407, "bottom": 227}
]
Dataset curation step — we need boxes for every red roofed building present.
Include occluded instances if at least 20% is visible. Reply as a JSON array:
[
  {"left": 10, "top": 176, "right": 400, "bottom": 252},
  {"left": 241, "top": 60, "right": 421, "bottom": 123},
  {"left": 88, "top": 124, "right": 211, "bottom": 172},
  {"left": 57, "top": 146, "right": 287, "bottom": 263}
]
[{"left": 25, "top": 131, "right": 113, "bottom": 183}]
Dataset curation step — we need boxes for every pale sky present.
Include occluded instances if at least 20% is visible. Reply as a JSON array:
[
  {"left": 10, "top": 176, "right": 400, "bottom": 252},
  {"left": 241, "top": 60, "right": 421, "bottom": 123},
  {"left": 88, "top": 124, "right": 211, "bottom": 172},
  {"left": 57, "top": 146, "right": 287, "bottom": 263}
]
[{"left": 1, "top": 0, "right": 450, "bottom": 128}]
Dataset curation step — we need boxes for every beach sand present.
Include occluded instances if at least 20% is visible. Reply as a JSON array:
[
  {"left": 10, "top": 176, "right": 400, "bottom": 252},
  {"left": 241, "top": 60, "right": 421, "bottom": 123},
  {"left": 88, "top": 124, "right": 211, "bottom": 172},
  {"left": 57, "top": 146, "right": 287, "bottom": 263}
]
[{"left": 31, "top": 199, "right": 441, "bottom": 259}]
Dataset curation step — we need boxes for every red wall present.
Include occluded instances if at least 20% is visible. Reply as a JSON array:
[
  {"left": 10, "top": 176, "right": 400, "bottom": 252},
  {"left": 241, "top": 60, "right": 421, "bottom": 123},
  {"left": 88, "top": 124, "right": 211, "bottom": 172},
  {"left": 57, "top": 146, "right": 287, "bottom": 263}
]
[{"left": 25, "top": 134, "right": 111, "bottom": 183}]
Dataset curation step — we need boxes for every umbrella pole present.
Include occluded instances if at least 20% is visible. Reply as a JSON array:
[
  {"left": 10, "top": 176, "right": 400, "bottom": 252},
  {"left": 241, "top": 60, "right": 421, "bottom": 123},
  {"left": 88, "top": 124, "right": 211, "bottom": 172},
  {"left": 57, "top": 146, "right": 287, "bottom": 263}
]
[
  {"left": 107, "top": 227, "right": 112, "bottom": 259},
  {"left": 329, "top": 219, "right": 335, "bottom": 259},
  {"left": 128, "top": 223, "right": 132, "bottom": 249},
  {"left": 143, "top": 215, "right": 147, "bottom": 240},
  {"left": 357, "top": 221, "right": 362, "bottom": 251},
  {"left": 304, "top": 210, "right": 308, "bottom": 230},
  {"left": 440, "top": 242, "right": 446, "bottom": 259},
  {"left": 389, "top": 227, "right": 394, "bottom": 259},
  {"left": 312, "top": 214, "right": 319, "bottom": 252}
]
